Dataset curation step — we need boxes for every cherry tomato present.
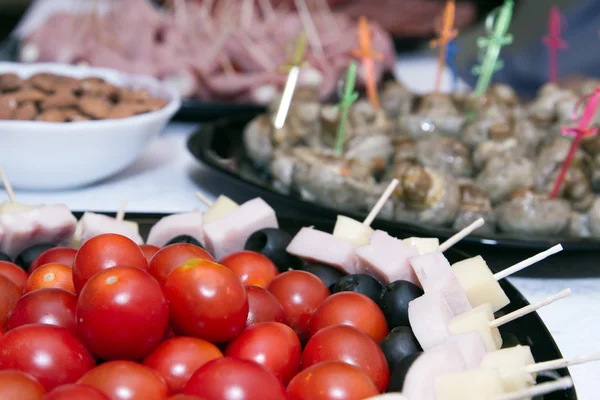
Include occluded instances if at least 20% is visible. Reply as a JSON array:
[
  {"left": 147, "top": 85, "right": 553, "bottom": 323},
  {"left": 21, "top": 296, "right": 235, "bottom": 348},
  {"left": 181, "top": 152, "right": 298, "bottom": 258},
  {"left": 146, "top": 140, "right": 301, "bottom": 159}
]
[
  {"left": 287, "top": 361, "right": 379, "bottom": 400},
  {"left": 245, "top": 285, "right": 286, "bottom": 327},
  {"left": 167, "top": 395, "right": 208, "bottom": 400},
  {"left": 148, "top": 244, "right": 214, "bottom": 285},
  {"left": 76, "top": 266, "right": 169, "bottom": 360},
  {"left": 220, "top": 251, "right": 278, "bottom": 288},
  {"left": 143, "top": 337, "right": 223, "bottom": 394},
  {"left": 77, "top": 361, "right": 168, "bottom": 400},
  {"left": 182, "top": 357, "right": 287, "bottom": 400},
  {"left": 0, "top": 261, "right": 28, "bottom": 292},
  {"left": 0, "top": 275, "right": 21, "bottom": 327},
  {"left": 267, "top": 270, "right": 330, "bottom": 341},
  {"left": 30, "top": 247, "right": 77, "bottom": 273},
  {"left": 302, "top": 325, "right": 389, "bottom": 392},
  {"left": 0, "top": 324, "right": 95, "bottom": 391},
  {"left": 139, "top": 244, "right": 160, "bottom": 263},
  {"left": 42, "top": 384, "right": 109, "bottom": 400},
  {"left": 0, "top": 370, "right": 46, "bottom": 400},
  {"left": 164, "top": 258, "right": 248, "bottom": 343},
  {"left": 25, "top": 263, "right": 74, "bottom": 294},
  {"left": 309, "top": 292, "right": 388, "bottom": 342},
  {"left": 225, "top": 322, "right": 301, "bottom": 385},
  {"left": 73, "top": 234, "right": 148, "bottom": 293},
  {"left": 5, "top": 289, "right": 77, "bottom": 334}
]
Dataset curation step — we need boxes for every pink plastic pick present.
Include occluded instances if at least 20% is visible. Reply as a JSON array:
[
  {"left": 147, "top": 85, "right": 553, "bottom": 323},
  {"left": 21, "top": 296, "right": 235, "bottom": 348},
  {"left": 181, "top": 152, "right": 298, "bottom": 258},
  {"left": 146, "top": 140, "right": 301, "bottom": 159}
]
[
  {"left": 549, "top": 88, "right": 600, "bottom": 199},
  {"left": 542, "top": 6, "right": 568, "bottom": 83}
]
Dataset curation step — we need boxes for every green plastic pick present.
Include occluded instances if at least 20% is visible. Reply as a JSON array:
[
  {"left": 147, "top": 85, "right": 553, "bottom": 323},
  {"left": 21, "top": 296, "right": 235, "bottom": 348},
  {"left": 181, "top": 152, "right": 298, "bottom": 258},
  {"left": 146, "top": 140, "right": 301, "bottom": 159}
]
[
  {"left": 334, "top": 61, "right": 359, "bottom": 157},
  {"left": 280, "top": 30, "right": 308, "bottom": 73},
  {"left": 472, "top": 0, "right": 514, "bottom": 96}
]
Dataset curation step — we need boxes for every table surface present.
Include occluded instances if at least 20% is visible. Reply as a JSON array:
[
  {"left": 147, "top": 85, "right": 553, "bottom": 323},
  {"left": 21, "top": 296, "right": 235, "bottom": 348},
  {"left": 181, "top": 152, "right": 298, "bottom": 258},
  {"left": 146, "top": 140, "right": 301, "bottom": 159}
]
[{"left": 1, "top": 57, "right": 598, "bottom": 399}]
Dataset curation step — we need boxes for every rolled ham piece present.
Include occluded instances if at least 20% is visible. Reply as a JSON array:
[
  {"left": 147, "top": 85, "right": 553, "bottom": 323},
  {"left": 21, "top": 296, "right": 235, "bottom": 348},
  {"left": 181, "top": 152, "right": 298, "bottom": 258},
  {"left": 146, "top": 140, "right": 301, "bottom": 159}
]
[
  {"left": 408, "top": 292, "right": 454, "bottom": 350},
  {"left": 436, "top": 331, "right": 488, "bottom": 369},
  {"left": 410, "top": 252, "right": 472, "bottom": 316},
  {"left": 203, "top": 198, "right": 277, "bottom": 260},
  {"left": 356, "top": 230, "right": 420, "bottom": 285},
  {"left": 286, "top": 227, "right": 359, "bottom": 274},
  {"left": 0, "top": 204, "right": 77, "bottom": 258},
  {"left": 402, "top": 342, "right": 467, "bottom": 400},
  {"left": 147, "top": 211, "right": 204, "bottom": 248},
  {"left": 79, "top": 212, "right": 144, "bottom": 245}
]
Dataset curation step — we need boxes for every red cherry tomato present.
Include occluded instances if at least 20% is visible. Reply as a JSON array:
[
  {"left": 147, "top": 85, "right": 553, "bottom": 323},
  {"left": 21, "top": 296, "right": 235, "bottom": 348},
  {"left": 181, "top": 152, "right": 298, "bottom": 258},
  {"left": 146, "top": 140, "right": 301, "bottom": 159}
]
[
  {"left": 30, "top": 247, "right": 77, "bottom": 273},
  {"left": 309, "top": 292, "right": 389, "bottom": 342},
  {"left": 182, "top": 357, "right": 287, "bottom": 400},
  {"left": 0, "top": 261, "right": 28, "bottom": 292},
  {"left": 5, "top": 288, "right": 77, "bottom": 334},
  {"left": 0, "top": 370, "right": 46, "bottom": 400},
  {"left": 164, "top": 258, "right": 248, "bottom": 343},
  {"left": 77, "top": 361, "right": 168, "bottom": 400},
  {"left": 139, "top": 244, "right": 160, "bottom": 263},
  {"left": 219, "top": 251, "right": 278, "bottom": 288},
  {"left": 0, "top": 275, "right": 21, "bottom": 327},
  {"left": 225, "top": 322, "right": 301, "bottom": 385},
  {"left": 167, "top": 395, "right": 209, "bottom": 400},
  {"left": 302, "top": 325, "right": 389, "bottom": 392},
  {"left": 76, "top": 266, "right": 169, "bottom": 360},
  {"left": 143, "top": 336, "right": 224, "bottom": 394},
  {"left": 42, "top": 384, "right": 109, "bottom": 400},
  {"left": 25, "top": 263, "right": 74, "bottom": 294},
  {"left": 0, "top": 324, "right": 95, "bottom": 391},
  {"left": 287, "top": 361, "right": 379, "bottom": 400},
  {"left": 267, "top": 270, "right": 330, "bottom": 341},
  {"left": 148, "top": 244, "right": 214, "bottom": 285},
  {"left": 245, "top": 285, "right": 286, "bottom": 327},
  {"left": 72, "top": 234, "right": 148, "bottom": 293}
]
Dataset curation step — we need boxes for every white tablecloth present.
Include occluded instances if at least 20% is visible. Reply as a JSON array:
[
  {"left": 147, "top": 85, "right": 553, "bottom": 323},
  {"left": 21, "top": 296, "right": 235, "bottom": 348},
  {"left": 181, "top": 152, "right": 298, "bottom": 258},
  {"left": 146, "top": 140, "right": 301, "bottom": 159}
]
[{"left": 0, "top": 58, "right": 597, "bottom": 399}]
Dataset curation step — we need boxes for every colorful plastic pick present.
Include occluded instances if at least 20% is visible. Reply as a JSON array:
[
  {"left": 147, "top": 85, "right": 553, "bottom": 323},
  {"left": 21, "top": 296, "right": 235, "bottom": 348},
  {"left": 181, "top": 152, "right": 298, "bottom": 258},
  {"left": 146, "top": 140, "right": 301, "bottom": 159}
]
[
  {"left": 430, "top": 0, "right": 458, "bottom": 93},
  {"left": 472, "top": 0, "right": 514, "bottom": 96},
  {"left": 352, "top": 16, "right": 383, "bottom": 109},
  {"left": 543, "top": 6, "right": 568, "bottom": 83},
  {"left": 274, "top": 31, "right": 308, "bottom": 129},
  {"left": 446, "top": 39, "right": 460, "bottom": 92},
  {"left": 549, "top": 88, "right": 600, "bottom": 199},
  {"left": 334, "top": 61, "right": 359, "bottom": 157}
]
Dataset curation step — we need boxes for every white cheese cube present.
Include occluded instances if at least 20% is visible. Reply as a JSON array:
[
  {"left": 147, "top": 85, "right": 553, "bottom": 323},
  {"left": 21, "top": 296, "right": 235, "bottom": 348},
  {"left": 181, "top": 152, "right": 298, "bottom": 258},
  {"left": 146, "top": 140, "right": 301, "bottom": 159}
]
[
  {"left": 452, "top": 255, "right": 510, "bottom": 312},
  {"left": 203, "top": 195, "right": 239, "bottom": 224},
  {"left": 481, "top": 345, "right": 536, "bottom": 392},
  {"left": 435, "top": 368, "right": 505, "bottom": 400},
  {"left": 333, "top": 215, "right": 374, "bottom": 248},
  {"left": 402, "top": 237, "right": 440, "bottom": 255},
  {"left": 448, "top": 303, "right": 502, "bottom": 351}
]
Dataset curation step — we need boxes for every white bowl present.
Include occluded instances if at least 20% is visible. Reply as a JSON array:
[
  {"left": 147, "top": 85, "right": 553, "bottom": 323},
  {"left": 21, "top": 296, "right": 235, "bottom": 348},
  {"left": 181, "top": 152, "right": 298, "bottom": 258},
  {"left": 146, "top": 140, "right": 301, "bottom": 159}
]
[{"left": 0, "top": 62, "right": 181, "bottom": 190}]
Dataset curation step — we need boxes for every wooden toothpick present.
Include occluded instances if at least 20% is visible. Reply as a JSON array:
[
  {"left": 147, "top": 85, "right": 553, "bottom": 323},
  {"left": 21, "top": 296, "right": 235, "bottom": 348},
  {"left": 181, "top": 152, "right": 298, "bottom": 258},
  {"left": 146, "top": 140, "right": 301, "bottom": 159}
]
[
  {"left": 0, "top": 167, "right": 16, "bottom": 203},
  {"left": 489, "top": 289, "right": 571, "bottom": 329},
  {"left": 115, "top": 200, "right": 127, "bottom": 222},
  {"left": 196, "top": 192, "right": 214, "bottom": 207},
  {"left": 439, "top": 218, "right": 485, "bottom": 252},
  {"left": 493, "top": 244, "right": 563, "bottom": 281},
  {"left": 363, "top": 179, "right": 399, "bottom": 227},
  {"left": 526, "top": 352, "right": 600, "bottom": 374},
  {"left": 495, "top": 377, "right": 573, "bottom": 400}
]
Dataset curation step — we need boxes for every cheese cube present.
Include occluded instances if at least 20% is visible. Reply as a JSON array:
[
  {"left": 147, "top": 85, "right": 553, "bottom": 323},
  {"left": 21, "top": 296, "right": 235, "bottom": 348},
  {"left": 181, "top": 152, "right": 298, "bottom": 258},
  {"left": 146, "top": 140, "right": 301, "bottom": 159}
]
[
  {"left": 448, "top": 303, "right": 502, "bottom": 351},
  {"left": 452, "top": 255, "right": 510, "bottom": 312},
  {"left": 402, "top": 237, "right": 440, "bottom": 255},
  {"left": 435, "top": 368, "right": 505, "bottom": 400},
  {"left": 203, "top": 195, "right": 239, "bottom": 224},
  {"left": 481, "top": 345, "right": 536, "bottom": 392},
  {"left": 333, "top": 215, "right": 374, "bottom": 248}
]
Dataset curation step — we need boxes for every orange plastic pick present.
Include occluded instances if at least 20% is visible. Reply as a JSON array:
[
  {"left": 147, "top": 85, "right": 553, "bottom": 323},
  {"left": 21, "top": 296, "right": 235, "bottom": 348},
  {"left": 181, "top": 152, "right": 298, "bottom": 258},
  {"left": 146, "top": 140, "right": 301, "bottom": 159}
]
[
  {"left": 430, "top": 0, "right": 458, "bottom": 92},
  {"left": 352, "top": 16, "right": 383, "bottom": 109}
]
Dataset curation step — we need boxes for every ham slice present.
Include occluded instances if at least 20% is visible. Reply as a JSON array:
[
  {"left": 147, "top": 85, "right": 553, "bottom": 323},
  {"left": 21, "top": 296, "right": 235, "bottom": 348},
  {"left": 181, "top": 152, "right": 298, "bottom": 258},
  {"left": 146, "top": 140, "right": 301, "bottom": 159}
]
[
  {"left": 203, "top": 198, "right": 278, "bottom": 260},
  {"left": 80, "top": 212, "right": 143, "bottom": 245},
  {"left": 0, "top": 204, "right": 77, "bottom": 258},
  {"left": 408, "top": 292, "right": 454, "bottom": 350},
  {"left": 147, "top": 211, "right": 204, "bottom": 248},
  {"left": 286, "top": 227, "right": 359, "bottom": 274},
  {"left": 410, "top": 252, "right": 472, "bottom": 316},
  {"left": 356, "top": 230, "right": 420, "bottom": 285},
  {"left": 402, "top": 342, "right": 467, "bottom": 400},
  {"left": 438, "top": 331, "right": 488, "bottom": 369}
]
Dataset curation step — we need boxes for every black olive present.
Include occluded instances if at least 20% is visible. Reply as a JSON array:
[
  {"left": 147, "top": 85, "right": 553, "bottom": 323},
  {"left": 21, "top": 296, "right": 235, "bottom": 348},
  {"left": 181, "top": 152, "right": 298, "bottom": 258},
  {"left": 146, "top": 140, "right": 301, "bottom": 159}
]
[
  {"left": 379, "top": 326, "right": 422, "bottom": 369},
  {"left": 15, "top": 243, "right": 55, "bottom": 271},
  {"left": 330, "top": 274, "right": 384, "bottom": 303},
  {"left": 302, "top": 262, "right": 346, "bottom": 288},
  {"left": 387, "top": 352, "right": 423, "bottom": 392},
  {"left": 166, "top": 235, "right": 205, "bottom": 249},
  {"left": 378, "top": 280, "right": 424, "bottom": 329},
  {"left": 245, "top": 228, "right": 302, "bottom": 272},
  {"left": 0, "top": 252, "right": 11, "bottom": 262}
]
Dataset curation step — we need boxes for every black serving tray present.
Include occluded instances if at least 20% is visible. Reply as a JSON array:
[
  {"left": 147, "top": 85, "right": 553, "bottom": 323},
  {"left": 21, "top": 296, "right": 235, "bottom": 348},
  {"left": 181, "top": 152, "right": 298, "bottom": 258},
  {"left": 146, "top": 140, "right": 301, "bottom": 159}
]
[
  {"left": 96, "top": 211, "right": 575, "bottom": 400},
  {"left": 187, "top": 113, "right": 600, "bottom": 275}
]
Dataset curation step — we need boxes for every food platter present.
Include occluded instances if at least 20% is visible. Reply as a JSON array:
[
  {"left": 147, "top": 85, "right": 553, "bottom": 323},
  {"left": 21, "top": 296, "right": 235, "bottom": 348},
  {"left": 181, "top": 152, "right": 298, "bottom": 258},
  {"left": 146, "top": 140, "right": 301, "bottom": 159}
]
[
  {"left": 187, "top": 113, "right": 600, "bottom": 273},
  {"left": 124, "top": 211, "right": 576, "bottom": 400}
]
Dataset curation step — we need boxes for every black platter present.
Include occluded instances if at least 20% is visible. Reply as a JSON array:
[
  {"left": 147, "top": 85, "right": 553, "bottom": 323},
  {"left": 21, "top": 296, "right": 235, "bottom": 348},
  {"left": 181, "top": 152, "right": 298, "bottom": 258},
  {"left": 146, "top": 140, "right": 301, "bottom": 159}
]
[
  {"left": 117, "top": 212, "right": 575, "bottom": 400},
  {"left": 187, "top": 113, "right": 600, "bottom": 275}
]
